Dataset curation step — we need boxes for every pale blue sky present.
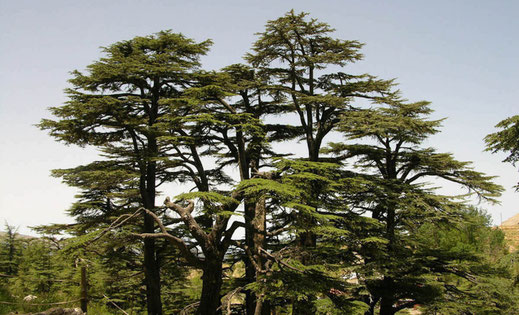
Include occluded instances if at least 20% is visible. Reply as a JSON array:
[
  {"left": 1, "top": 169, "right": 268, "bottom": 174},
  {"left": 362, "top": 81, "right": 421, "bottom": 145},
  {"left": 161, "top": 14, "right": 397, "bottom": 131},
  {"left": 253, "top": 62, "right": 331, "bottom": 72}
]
[{"left": 1, "top": 0, "right": 518, "bottom": 234}]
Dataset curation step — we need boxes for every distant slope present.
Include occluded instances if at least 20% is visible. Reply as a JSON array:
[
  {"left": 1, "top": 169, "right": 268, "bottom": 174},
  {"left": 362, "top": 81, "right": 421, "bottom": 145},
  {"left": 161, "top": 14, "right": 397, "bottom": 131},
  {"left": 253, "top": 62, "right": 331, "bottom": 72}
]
[
  {"left": 500, "top": 213, "right": 519, "bottom": 251},
  {"left": 0, "top": 231, "right": 35, "bottom": 240}
]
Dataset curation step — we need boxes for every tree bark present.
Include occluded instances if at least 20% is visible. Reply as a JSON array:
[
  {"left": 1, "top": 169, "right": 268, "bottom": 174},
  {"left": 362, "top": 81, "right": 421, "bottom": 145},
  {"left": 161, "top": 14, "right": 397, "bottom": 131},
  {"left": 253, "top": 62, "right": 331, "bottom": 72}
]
[
  {"left": 245, "top": 200, "right": 257, "bottom": 315},
  {"left": 379, "top": 297, "right": 395, "bottom": 315},
  {"left": 143, "top": 215, "right": 162, "bottom": 315},
  {"left": 254, "top": 298, "right": 271, "bottom": 315},
  {"left": 379, "top": 276, "right": 395, "bottom": 315},
  {"left": 251, "top": 197, "right": 269, "bottom": 315},
  {"left": 364, "top": 296, "right": 379, "bottom": 315},
  {"left": 142, "top": 135, "right": 163, "bottom": 315},
  {"left": 293, "top": 137, "right": 319, "bottom": 314},
  {"left": 254, "top": 298, "right": 272, "bottom": 315},
  {"left": 198, "top": 260, "right": 224, "bottom": 315}
]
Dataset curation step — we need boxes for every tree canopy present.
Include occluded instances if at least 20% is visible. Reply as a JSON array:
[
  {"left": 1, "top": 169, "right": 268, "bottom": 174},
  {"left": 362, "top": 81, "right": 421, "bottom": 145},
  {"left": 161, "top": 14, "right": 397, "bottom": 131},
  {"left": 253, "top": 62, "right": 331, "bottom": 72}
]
[{"left": 24, "top": 11, "right": 519, "bottom": 315}]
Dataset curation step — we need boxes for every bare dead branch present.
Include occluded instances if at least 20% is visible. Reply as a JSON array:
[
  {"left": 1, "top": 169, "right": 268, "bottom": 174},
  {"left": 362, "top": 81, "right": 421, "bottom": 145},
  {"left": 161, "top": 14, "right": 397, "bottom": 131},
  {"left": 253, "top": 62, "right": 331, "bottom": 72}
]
[
  {"left": 216, "top": 286, "right": 244, "bottom": 314},
  {"left": 267, "top": 226, "right": 291, "bottom": 237},
  {"left": 137, "top": 209, "right": 203, "bottom": 267},
  {"left": 259, "top": 248, "right": 304, "bottom": 273},
  {"left": 180, "top": 301, "right": 200, "bottom": 315},
  {"left": 164, "top": 198, "right": 210, "bottom": 247},
  {"left": 231, "top": 241, "right": 263, "bottom": 273},
  {"left": 88, "top": 207, "right": 144, "bottom": 245},
  {"left": 222, "top": 221, "right": 246, "bottom": 250}
]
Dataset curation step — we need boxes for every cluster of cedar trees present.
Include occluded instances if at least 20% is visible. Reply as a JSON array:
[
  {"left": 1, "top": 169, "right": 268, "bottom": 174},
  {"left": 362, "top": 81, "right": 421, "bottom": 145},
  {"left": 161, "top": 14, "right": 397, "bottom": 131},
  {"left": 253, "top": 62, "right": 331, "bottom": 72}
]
[{"left": 37, "top": 11, "right": 519, "bottom": 315}]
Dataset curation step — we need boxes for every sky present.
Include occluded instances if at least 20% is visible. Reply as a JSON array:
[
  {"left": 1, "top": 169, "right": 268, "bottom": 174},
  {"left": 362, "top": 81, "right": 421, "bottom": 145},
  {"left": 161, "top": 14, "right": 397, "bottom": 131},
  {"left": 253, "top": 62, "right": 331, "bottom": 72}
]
[{"left": 1, "top": 0, "right": 518, "bottom": 235}]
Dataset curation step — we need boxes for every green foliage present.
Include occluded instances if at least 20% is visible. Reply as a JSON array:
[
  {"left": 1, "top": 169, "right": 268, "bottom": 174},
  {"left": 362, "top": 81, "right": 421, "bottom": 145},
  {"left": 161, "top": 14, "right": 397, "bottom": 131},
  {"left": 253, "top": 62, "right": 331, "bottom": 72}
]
[
  {"left": 486, "top": 115, "right": 519, "bottom": 189},
  {"left": 325, "top": 100, "right": 506, "bottom": 313},
  {"left": 246, "top": 10, "right": 396, "bottom": 164},
  {"left": 175, "top": 191, "right": 239, "bottom": 210},
  {"left": 498, "top": 251, "right": 519, "bottom": 286},
  {"left": 2, "top": 238, "right": 78, "bottom": 314},
  {"left": 0, "top": 223, "right": 22, "bottom": 276},
  {"left": 38, "top": 29, "right": 215, "bottom": 314},
  {"left": 247, "top": 10, "right": 364, "bottom": 69},
  {"left": 416, "top": 208, "right": 519, "bottom": 314},
  {"left": 11, "top": 240, "right": 57, "bottom": 295},
  {"left": 33, "top": 10, "right": 515, "bottom": 315}
]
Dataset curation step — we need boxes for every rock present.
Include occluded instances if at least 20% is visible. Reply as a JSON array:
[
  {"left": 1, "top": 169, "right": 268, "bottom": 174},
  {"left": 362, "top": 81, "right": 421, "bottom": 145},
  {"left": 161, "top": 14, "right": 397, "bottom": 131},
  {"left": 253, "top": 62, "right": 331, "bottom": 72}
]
[{"left": 23, "top": 295, "right": 38, "bottom": 302}]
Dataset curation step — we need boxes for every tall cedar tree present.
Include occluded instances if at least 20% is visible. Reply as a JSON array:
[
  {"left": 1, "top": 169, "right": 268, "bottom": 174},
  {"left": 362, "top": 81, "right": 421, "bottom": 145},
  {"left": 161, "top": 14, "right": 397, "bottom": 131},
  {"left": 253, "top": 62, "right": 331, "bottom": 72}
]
[
  {"left": 32, "top": 160, "right": 172, "bottom": 313},
  {"left": 183, "top": 64, "right": 293, "bottom": 314},
  {"left": 131, "top": 64, "right": 274, "bottom": 313},
  {"left": 39, "top": 31, "right": 212, "bottom": 315},
  {"left": 325, "top": 100, "right": 503, "bottom": 314},
  {"left": 245, "top": 11, "right": 395, "bottom": 313},
  {"left": 237, "top": 158, "right": 373, "bottom": 314}
]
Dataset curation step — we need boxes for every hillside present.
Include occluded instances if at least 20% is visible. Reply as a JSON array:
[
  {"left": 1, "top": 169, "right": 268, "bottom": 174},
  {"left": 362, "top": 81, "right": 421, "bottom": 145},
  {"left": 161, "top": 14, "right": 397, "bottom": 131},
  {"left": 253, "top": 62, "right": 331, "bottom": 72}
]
[
  {"left": 500, "top": 213, "right": 519, "bottom": 251},
  {"left": 0, "top": 232, "right": 35, "bottom": 240}
]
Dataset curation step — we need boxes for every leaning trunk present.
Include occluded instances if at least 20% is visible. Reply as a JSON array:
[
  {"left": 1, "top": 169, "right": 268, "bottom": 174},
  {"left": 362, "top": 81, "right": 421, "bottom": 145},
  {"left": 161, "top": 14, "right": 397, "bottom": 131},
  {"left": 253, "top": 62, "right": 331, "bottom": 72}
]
[{"left": 198, "top": 260, "right": 224, "bottom": 315}]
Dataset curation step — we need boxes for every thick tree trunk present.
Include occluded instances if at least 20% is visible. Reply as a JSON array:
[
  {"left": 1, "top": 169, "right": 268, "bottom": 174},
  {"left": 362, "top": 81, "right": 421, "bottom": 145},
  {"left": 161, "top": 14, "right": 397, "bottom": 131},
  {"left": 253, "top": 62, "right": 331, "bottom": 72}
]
[
  {"left": 379, "top": 297, "right": 395, "bottom": 315},
  {"left": 244, "top": 159, "right": 269, "bottom": 315},
  {"left": 143, "top": 215, "right": 162, "bottom": 315},
  {"left": 198, "top": 261, "right": 224, "bottom": 315},
  {"left": 254, "top": 299, "right": 271, "bottom": 315},
  {"left": 261, "top": 302, "right": 271, "bottom": 315},
  {"left": 142, "top": 139, "right": 163, "bottom": 315},
  {"left": 252, "top": 198, "right": 266, "bottom": 261},
  {"left": 245, "top": 201, "right": 257, "bottom": 315},
  {"left": 293, "top": 139, "right": 320, "bottom": 314},
  {"left": 379, "top": 276, "right": 395, "bottom": 315},
  {"left": 300, "top": 139, "right": 319, "bottom": 250},
  {"left": 251, "top": 198, "right": 268, "bottom": 315},
  {"left": 254, "top": 298, "right": 272, "bottom": 315},
  {"left": 364, "top": 296, "right": 379, "bottom": 315}
]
